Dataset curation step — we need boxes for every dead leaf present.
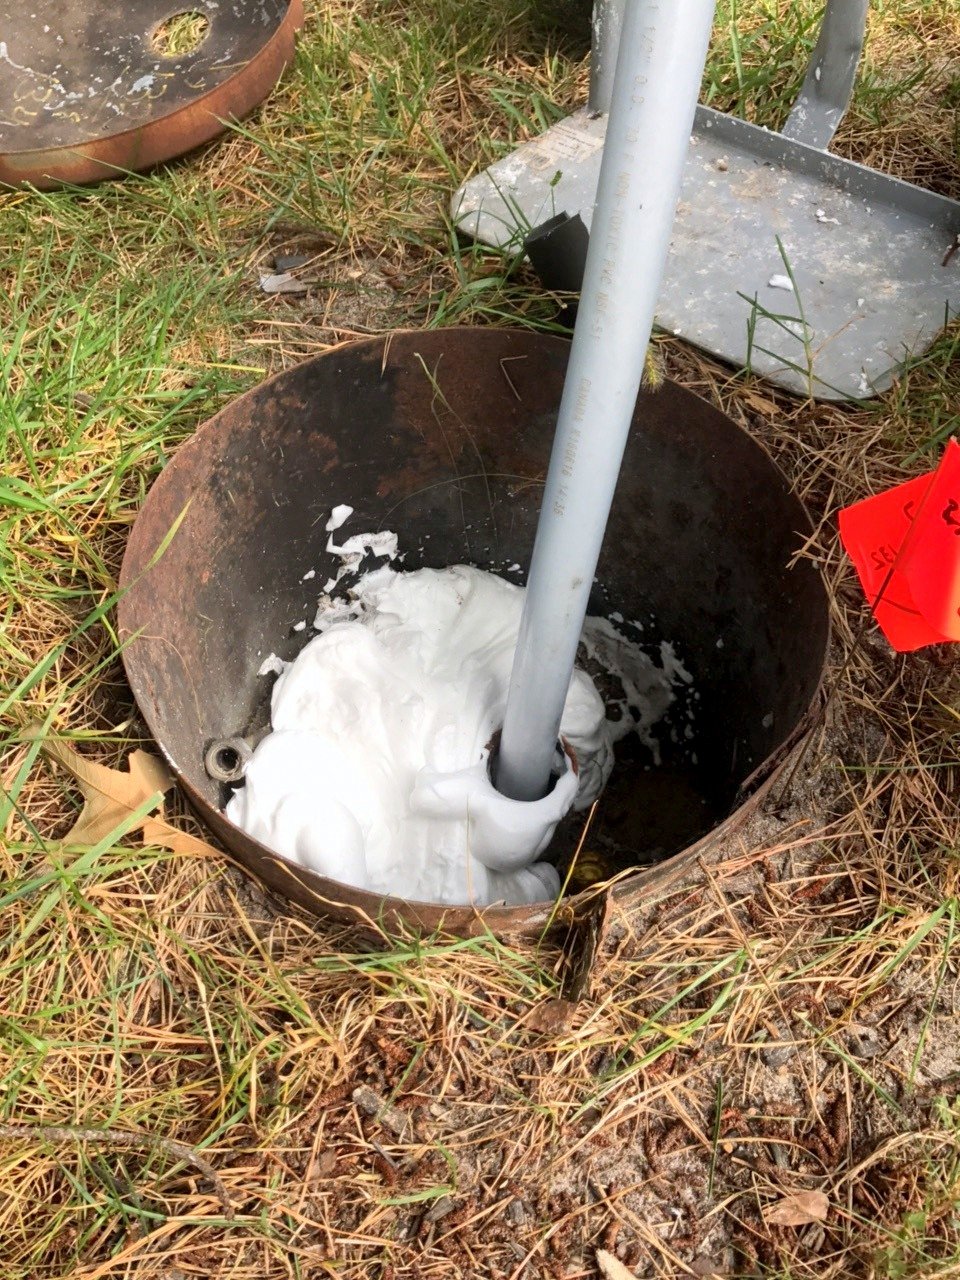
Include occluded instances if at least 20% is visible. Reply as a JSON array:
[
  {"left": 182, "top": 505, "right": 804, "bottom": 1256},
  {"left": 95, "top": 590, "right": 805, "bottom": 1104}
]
[
  {"left": 142, "top": 813, "right": 222, "bottom": 858},
  {"left": 525, "top": 998, "right": 578, "bottom": 1035},
  {"left": 30, "top": 725, "right": 221, "bottom": 858},
  {"left": 597, "top": 1250, "right": 640, "bottom": 1280},
  {"left": 31, "top": 728, "right": 173, "bottom": 845},
  {"left": 763, "top": 1190, "right": 829, "bottom": 1226},
  {"left": 740, "top": 388, "right": 780, "bottom": 417},
  {"left": 691, "top": 1258, "right": 725, "bottom": 1277}
]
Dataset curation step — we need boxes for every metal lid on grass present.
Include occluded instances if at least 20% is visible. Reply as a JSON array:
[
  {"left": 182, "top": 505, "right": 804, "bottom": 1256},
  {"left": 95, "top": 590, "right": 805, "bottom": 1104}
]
[{"left": 0, "top": 0, "right": 303, "bottom": 188}]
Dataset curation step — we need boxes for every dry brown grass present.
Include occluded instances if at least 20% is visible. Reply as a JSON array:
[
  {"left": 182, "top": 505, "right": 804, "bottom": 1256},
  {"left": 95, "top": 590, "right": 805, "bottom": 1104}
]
[{"left": 1, "top": 0, "right": 959, "bottom": 1276}]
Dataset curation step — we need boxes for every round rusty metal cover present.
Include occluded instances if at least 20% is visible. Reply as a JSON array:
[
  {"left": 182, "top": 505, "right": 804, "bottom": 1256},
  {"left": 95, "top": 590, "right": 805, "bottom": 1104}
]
[
  {"left": 118, "top": 328, "right": 830, "bottom": 938},
  {"left": 0, "top": 0, "right": 303, "bottom": 189}
]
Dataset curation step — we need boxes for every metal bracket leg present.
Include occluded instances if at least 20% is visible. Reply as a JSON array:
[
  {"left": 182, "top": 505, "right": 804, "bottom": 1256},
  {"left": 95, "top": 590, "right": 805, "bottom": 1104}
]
[
  {"left": 782, "top": 0, "right": 869, "bottom": 150},
  {"left": 588, "top": 0, "right": 627, "bottom": 115}
]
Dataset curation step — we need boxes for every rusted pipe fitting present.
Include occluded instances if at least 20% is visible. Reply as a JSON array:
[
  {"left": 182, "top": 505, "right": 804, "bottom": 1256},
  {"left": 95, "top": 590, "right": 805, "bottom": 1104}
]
[{"left": 204, "top": 737, "right": 253, "bottom": 784}]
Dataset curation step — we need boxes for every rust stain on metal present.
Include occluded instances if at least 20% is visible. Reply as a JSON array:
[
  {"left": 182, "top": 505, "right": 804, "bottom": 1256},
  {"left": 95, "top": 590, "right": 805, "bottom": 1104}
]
[
  {"left": 0, "top": 0, "right": 303, "bottom": 189},
  {"left": 119, "top": 328, "right": 830, "bottom": 939}
]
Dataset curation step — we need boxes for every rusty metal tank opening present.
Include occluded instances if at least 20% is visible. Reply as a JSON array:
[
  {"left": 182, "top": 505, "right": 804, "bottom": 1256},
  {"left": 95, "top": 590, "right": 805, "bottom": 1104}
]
[{"left": 118, "top": 328, "right": 830, "bottom": 938}]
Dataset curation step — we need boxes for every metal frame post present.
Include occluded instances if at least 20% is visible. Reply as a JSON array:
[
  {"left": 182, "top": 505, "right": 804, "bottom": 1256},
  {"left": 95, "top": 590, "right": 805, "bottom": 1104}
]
[
  {"left": 588, "top": 0, "right": 628, "bottom": 115},
  {"left": 783, "top": 0, "right": 870, "bottom": 150}
]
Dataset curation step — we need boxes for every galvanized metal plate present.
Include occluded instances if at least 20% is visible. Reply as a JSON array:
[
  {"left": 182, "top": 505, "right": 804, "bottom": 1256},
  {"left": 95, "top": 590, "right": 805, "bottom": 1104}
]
[
  {"left": 0, "top": 0, "right": 303, "bottom": 187},
  {"left": 453, "top": 106, "right": 960, "bottom": 401},
  {"left": 118, "top": 328, "right": 829, "bottom": 938}
]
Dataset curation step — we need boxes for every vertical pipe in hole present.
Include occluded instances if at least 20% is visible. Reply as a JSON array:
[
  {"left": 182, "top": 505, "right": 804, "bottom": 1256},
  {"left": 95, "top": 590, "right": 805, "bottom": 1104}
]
[{"left": 497, "top": 0, "right": 717, "bottom": 802}]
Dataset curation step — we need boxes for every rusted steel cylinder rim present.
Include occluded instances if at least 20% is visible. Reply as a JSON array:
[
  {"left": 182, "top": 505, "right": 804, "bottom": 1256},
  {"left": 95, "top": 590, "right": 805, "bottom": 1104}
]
[{"left": 118, "top": 328, "right": 830, "bottom": 938}]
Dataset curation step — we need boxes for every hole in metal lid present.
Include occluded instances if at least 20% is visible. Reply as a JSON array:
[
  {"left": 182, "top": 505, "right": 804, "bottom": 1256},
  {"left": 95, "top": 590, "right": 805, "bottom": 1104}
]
[{"left": 150, "top": 10, "right": 211, "bottom": 58}]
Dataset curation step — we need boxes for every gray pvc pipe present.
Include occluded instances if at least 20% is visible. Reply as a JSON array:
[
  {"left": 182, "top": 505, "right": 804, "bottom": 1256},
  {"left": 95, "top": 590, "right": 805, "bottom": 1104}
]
[
  {"left": 782, "top": 0, "right": 869, "bottom": 150},
  {"left": 496, "top": 0, "right": 717, "bottom": 804},
  {"left": 589, "top": 0, "right": 627, "bottom": 115}
]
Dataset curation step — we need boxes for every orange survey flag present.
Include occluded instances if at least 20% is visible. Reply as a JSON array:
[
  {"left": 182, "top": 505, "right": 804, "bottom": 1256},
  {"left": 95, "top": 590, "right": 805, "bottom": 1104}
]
[{"left": 838, "top": 439, "right": 960, "bottom": 652}]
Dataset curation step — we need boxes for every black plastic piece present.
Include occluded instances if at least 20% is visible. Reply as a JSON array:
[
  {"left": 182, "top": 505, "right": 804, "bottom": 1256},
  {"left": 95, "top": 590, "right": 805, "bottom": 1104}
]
[{"left": 523, "top": 212, "right": 589, "bottom": 296}]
